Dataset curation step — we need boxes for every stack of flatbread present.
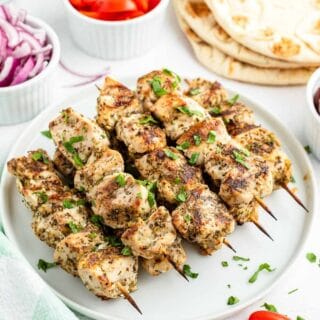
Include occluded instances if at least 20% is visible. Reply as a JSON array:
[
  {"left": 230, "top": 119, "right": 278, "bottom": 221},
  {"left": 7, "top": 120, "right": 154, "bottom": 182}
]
[{"left": 173, "top": 0, "right": 320, "bottom": 85}]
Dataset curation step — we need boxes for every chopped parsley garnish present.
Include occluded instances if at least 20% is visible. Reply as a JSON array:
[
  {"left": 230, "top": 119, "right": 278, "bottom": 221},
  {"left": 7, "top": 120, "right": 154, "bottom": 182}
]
[
  {"left": 210, "top": 106, "right": 221, "bottom": 115},
  {"left": 116, "top": 174, "right": 126, "bottom": 187},
  {"left": 105, "top": 235, "right": 122, "bottom": 247},
  {"left": 189, "top": 152, "right": 200, "bottom": 165},
  {"left": 41, "top": 130, "right": 52, "bottom": 139},
  {"left": 193, "top": 134, "right": 201, "bottom": 146},
  {"left": 296, "top": 316, "right": 305, "bottom": 320},
  {"left": 176, "top": 106, "right": 203, "bottom": 117},
  {"left": 227, "top": 284, "right": 231, "bottom": 288},
  {"left": 232, "top": 150, "right": 250, "bottom": 169},
  {"left": 32, "top": 151, "right": 49, "bottom": 164},
  {"left": 88, "top": 232, "right": 97, "bottom": 239},
  {"left": 176, "top": 188, "right": 187, "bottom": 203},
  {"left": 67, "top": 221, "right": 83, "bottom": 233},
  {"left": 184, "top": 214, "right": 191, "bottom": 223},
  {"left": 221, "top": 261, "right": 228, "bottom": 267},
  {"left": 164, "top": 149, "right": 178, "bottom": 160},
  {"left": 176, "top": 141, "right": 190, "bottom": 151},
  {"left": 34, "top": 191, "right": 48, "bottom": 204},
  {"left": 183, "top": 264, "right": 198, "bottom": 279},
  {"left": 288, "top": 288, "right": 298, "bottom": 295},
  {"left": 304, "top": 145, "right": 312, "bottom": 154},
  {"left": 174, "top": 177, "right": 181, "bottom": 184},
  {"left": 136, "top": 192, "right": 142, "bottom": 199},
  {"left": 90, "top": 214, "right": 104, "bottom": 227},
  {"left": 248, "top": 263, "right": 275, "bottom": 283},
  {"left": 228, "top": 94, "right": 240, "bottom": 106},
  {"left": 63, "top": 199, "right": 86, "bottom": 209},
  {"left": 233, "top": 256, "right": 250, "bottom": 262},
  {"left": 189, "top": 88, "right": 200, "bottom": 96},
  {"left": 37, "top": 259, "right": 56, "bottom": 272},
  {"left": 121, "top": 246, "right": 132, "bottom": 256},
  {"left": 139, "top": 115, "right": 158, "bottom": 125},
  {"left": 137, "top": 180, "right": 157, "bottom": 192},
  {"left": 147, "top": 191, "right": 156, "bottom": 207},
  {"left": 306, "top": 252, "right": 317, "bottom": 263},
  {"left": 151, "top": 76, "right": 167, "bottom": 97},
  {"left": 261, "top": 302, "right": 277, "bottom": 312},
  {"left": 63, "top": 136, "right": 84, "bottom": 167},
  {"left": 227, "top": 296, "right": 239, "bottom": 305},
  {"left": 207, "top": 130, "right": 216, "bottom": 144}
]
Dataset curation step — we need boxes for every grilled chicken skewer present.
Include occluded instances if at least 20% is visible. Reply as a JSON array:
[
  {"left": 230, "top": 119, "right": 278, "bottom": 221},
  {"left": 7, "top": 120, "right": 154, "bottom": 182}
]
[
  {"left": 96, "top": 77, "right": 237, "bottom": 254},
  {"left": 49, "top": 107, "right": 187, "bottom": 280},
  {"left": 133, "top": 70, "right": 274, "bottom": 238},
  {"left": 184, "top": 78, "right": 308, "bottom": 212},
  {"left": 7, "top": 150, "right": 140, "bottom": 313}
]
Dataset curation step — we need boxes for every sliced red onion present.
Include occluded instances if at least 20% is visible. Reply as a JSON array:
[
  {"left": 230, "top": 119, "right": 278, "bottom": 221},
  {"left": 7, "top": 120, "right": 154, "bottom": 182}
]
[
  {"left": 11, "top": 56, "right": 34, "bottom": 85},
  {"left": 0, "top": 56, "right": 19, "bottom": 87},
  {"left": 0, "top": 4, "right": 52, "bottom": 87}
]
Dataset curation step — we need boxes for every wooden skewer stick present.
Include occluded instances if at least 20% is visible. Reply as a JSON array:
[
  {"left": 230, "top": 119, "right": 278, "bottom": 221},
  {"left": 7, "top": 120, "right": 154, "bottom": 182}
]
[
  {"left": 95, "top": 84, "right": 101, "bottom": 91},
  {"left": 223, "top": 239, "right": 237, "bottom": 253},
  {"left": 166, "top": 255, "right": 189, "bottom": 282},
  {"left": 255, "top": 197, "right": 278, "bottom": 221},
  {"left": 251, "top": 220, "right": 274, "bottom": 241},
  {"left": 117, "top": 283, "right": 143, "bottom": 315},
  {"left": 281, "top": 184, "right": 309, "bottom": 213}
]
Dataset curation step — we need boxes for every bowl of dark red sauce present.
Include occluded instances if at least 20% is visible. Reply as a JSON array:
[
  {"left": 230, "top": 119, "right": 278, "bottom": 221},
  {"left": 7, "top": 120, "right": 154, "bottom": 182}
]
[
  {"left": 306, "top": 68, "right": 320, "bottom": 159},
  {"left": 62, "top": 0, "right": 169, "bottom": 60}
]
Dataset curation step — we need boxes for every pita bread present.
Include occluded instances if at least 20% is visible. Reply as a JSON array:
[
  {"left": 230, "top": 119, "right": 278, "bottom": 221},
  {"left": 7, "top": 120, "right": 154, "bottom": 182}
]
[
  {"left": 206, "top": 0, "right": 320, "bottom": 64},
  {"left": 176, "top": 16, "right": 315, "bottom": 85},
  {"left": 174, "top": 0, "right": 305, "bottom": 69}
]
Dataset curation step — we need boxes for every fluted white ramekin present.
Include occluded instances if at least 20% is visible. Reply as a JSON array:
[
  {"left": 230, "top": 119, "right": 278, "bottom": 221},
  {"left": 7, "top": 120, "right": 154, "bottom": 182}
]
[
  {"left": 0, "top": 15, "right": 60, "bottom": 125},
  {"left": 306, "top": 68, "right": 320, "bottom": 160},
  {"left": 62, "top": 0, "right": 170, "bottom": 60}
]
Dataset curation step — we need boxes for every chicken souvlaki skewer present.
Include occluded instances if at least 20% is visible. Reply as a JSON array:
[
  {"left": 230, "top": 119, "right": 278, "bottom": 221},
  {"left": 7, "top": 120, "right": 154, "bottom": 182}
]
[
  {"left": 48, "top": 107, "right": 188, "bottom": 284},
  {"left": 183, "top": 78, "right": 308, "bottom": 213},
  {"left": 130, "top": 70, "right": 275, "bottom": 240},
  {"left": 95, "top": 75, "right": 239, "bottom": 255},
  {"left": 7, "top": 150, "right": 141, "bottom": 313}
]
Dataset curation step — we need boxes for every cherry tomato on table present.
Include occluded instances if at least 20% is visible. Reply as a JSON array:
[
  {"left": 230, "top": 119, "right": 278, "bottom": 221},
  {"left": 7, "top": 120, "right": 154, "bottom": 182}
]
[{"left": 249, "top": 311, "right": 290, "bottom": 320}]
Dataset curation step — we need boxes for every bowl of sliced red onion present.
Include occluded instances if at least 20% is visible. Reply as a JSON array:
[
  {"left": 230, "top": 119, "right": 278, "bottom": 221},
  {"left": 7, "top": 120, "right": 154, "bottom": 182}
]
[{"left": 0, "top": 5, "right": 60, "bottom": 125}]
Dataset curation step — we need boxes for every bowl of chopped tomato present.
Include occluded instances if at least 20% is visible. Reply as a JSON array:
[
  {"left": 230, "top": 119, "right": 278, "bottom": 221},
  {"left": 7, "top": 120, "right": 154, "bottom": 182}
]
[{"left": 63, "top": 0, "right": 169, "bottom": 60}]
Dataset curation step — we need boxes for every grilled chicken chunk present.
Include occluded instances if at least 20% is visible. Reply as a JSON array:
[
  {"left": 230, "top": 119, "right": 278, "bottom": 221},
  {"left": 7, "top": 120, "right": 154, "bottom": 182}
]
[
  {"left": 97, "top": 77, "right": 143, "bottom": 131},
  {"left": 172, "top": 184, "right": 235, "bottom": 255},
  {"left": 53, "top": 149, "right": 75, "bottom": 179},
  {"left": 121, "top": 206, "right": 176, "bottom": 259},
  {"left": 74, "top": 146, "right": 124, "bottom": 191},
  {"left": 185, "top": 78, "right": 228, "bottom": 108},
  {"left": 229, "top": 200, "right": 259, "bottom": 224},
  {"left": 115, "top": 113, "right": 167, "bottom": 155},
  {"left": 135, "top": 147, "right": 203, "bottom": 204},
  {"left": 49, "top": 108, "right": 110, "bottom": 168},
  {"left": 88, "top": 173, "right": 151, "bottom": 229},
  {"left": 234, "top": 127, "right": 292, "bottom": 188},
  {"left": 54, "top": 225, "right": 104, "bottom": 276},
  {"left": 78, "top": 247, "right": 139, "bottom": 299},
  {"left": 176, "top": 118, "right": 230, "bottom": 165},
  {"left": 141, "top": 238, "right": 186, "bottom": 276},
  {"left": 136, "top": 70, "right": 181, "bottom": 109},
  {"left": 32, "top": 207, "right": 89, "bottom": 248},
  {"left": 149, "top": 94, "right": 210, "bottom": 140}
]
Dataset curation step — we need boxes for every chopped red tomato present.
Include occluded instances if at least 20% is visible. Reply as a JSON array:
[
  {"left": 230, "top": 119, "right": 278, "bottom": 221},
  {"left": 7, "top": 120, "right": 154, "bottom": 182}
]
[
  {"left": 249, "top": 311, "right": 290, "bottom": 320},
  {"left": 69, "top": 0, "right": 161, "bottom": 21}
]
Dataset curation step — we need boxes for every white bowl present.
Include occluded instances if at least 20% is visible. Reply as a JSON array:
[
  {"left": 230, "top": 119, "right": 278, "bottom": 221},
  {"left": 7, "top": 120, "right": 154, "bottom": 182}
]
[
  {"left": 0, "top": 15, "right": 60, "bottom": 125},
  {"left": 62, "top": 0, "right": 170, "bottom": 60},
  {"left": 306, "top": 68, "right": 320, "bottom": 160}
]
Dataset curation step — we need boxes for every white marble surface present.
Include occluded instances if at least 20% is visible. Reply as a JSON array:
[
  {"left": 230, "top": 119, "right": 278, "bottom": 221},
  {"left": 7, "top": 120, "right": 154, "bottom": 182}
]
[{"left": 0, "top": 1, "right": 319, "bottom": 319}]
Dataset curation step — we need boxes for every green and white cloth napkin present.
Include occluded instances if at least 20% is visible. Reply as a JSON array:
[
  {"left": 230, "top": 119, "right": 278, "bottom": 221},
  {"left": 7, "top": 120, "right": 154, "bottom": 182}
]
[{"left": 0, "top": 225, "right": 84, "bottom": 320}]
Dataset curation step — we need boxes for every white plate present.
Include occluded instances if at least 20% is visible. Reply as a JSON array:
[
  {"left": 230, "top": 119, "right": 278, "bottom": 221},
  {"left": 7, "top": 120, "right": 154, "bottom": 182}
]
[{"left": 0, "top": 78, "right": 317, "bottom": 320}]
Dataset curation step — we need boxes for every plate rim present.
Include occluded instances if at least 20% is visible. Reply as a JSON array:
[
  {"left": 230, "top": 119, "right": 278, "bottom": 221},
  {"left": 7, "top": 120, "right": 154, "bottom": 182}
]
[{"left": 0, "top": 79, "right": 318, "bottom": 320}]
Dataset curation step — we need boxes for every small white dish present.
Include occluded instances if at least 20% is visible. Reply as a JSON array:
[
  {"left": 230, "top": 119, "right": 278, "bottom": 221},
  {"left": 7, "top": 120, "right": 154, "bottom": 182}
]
[
  {"left": 0, "top": 15, "right": 60, "bottom": 125},
  {"left": 306, "top": 68, "right": 320, "bottom": 160},
  {"left": 0, "top": 77, "right": 317, "bottom": 320},
  {"left": 62, "top": 0, "right": 170, "bottom": 60}
]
